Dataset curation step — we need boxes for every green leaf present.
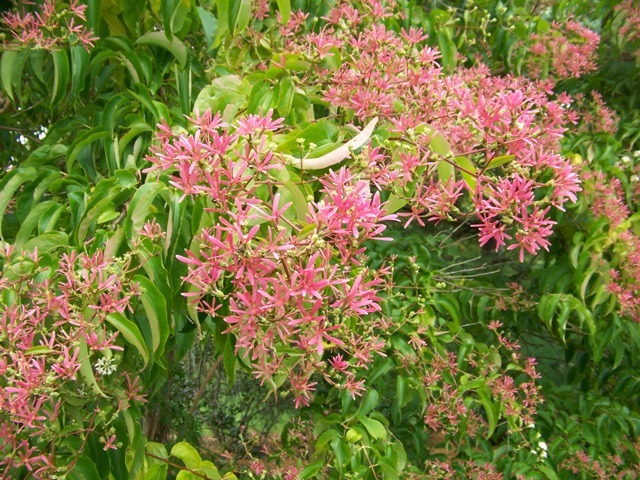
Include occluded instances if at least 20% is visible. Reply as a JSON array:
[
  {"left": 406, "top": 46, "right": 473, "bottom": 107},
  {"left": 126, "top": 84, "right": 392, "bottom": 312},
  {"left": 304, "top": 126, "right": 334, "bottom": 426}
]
[
  {"left": 134, "top": 275, "right": 169, "bottom": 359},
  {"left": 276, "top": 0, "right": 291, "bottom": 24},
  {"left": 214, "top": 0, "right": 230, "bottom": 45},
  {"left": 136, "top": 31, "right": 188, "bottom": 67},
  {"left": 299, "top": 461, "right": 324, "bottom": 479},
  {"left": 1, "top": 49, "right": 30, "bottom": 102},
  {"left": 430, "top": 131, "right": 451, "bottom": 156},
  {"left": 454, "top": 156, "right": 477, "bottom": 191},
  {"left": 101, "top": 0, "right": 126, "bottom": 34},
  {"left": 1, "top": 50, "right": 17, "bottom": 101},
  {"left": 0, "top": 167, "right": 38, "bottom": 240},
  {"left": 176, "top": 472, "right": 200, "bottom": 480},
  {"left": 25, "top": 346, "right": 56, "bottom": 355},
  {"left": 70, "top": 45, "right": 89, "bottom": 97},
  {"left": 161, "top": 0, "right": 175, "bottom": 38},
  {"left": 368, "top": 357, "right": 395, "bottom": 384},
  {"left": 23, "top": 144, "right": 68, "bottom": 167},
  {"left": 437, "top": 30, "right": 457, "bottom": 72},
  {"left": 330, "top": 437, "right": 348, "bottom": 475},
  {"left": 579, "top": 269, "right": 596, "bottom": 300},
  {"left": 276, "top": 53, "right": 311, "bottom": 72},
  {"left": 122, "top": 0, "right": 147, "bottom": 33},
  {"left": 175, "top": 64, "right": 192, "bottom": 114},
  {"left": 378, "top": 457, "right": 399, "bottom": 480},
  {"left": 78, "top": 338, "right": 107, "bottom": 397},
  {"left": 144, "top": 463, "right": 169, "bottom": 480},
  {"left": 359, "top": 417, "right": 387, "bottom": 440},
  {"left": 194, "top": 75, "right": 250, "bottom": 121},
  {"left": 433, "top": 295, "right": 461, "bottom": 325},
  {"left": 396, "top": 375, "right": 408, "bottom": 409},
  {"left": 234, "top": 0, "right": 251, "bottom": 33},
  {"left": 50, "top": 49, "right": 70, "bottom": 107},
  {"left": 286, "top": 118, "right": 378, "bottom": 169},
  {"left": 536, "top": 19, "right": 551, "bottom": 34},
  {"left": 277, "top": 119, "right": 339, "bottom": 153},
  {"left": 358, "top": 389, "right": 379, "bottom": 417},
  {"left": 248, "top": 80, "right": 271, "bottom": 114},
  {"left": 67, "top": 456, "right": 102, "bottom": 480},
  {"left": 29, "top": 49, "right": 47, "bottom": 86},
  {"left": 477, "top": 389, "right": 498, "bottom": 438},
  {"left": 76, "top": 196, "right": 117, "bottom": 243},
  {"left": 282, "top": 181, "right": 308, "bottom": 220},
  {"left": 171, "top": 441, "right": 202, "bottom": 470},
  {"left": 146, "top": 441, "right": 169, "bottom": 459},
  {"left": 392, "top": 441, "right": 407, "bottom": 472},
  {"left": 97, "top": 206, "right": 119, "bottom": 223},
  {"left": 119, "top": 121, "right": 154, "bottom": 158},
  {"left": 555, "top": 302, "right": 570, "bottom": 344},
  {"left": 537, "top": 464, "right": 559, "bottom": 480},
  {"left": 106, "top": 313, "right": 150, "bottom": 367},
  {"left": 223, "top": 335, "right": 236, "bottom": 386},
  {"left": 383, "top": 193, "right": 407, "bottom": 214},
  {"left": 101, "top": 93, "right": 128, "bottom": 134},
  {"left": 276, "top": 77, "right": 295, "bottom": 117},
  {"left": 315, "top": 429, "right": 340, "bottom": 451},
  {"left": 196, "top": 7, "right": 218, "bottom": 49},
  {"left": 431, "top": 130, "right": 455, "bottom": 183},
  {"left": 14, "top": 201, "right": 60, "bottom": 251},
  {"left": 127, "top": 84, "right": 162, "bottom": 123},
  {"left": 197, "top": 460, "right": 222, "bottom": 480},
  {"left": 66, "top": 127, "right": 109, "bottom": 174},
  {"left": 485, "top": 154, "right": 515, "bottom": 170},
  {"left": 346, "top": 428, "right": 362, "bottom": 443}
]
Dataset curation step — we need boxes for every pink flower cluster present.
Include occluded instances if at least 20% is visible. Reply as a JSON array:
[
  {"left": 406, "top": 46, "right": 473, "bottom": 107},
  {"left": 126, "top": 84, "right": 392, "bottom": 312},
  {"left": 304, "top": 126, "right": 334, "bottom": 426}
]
[
  {"left": 561, "top": 444, "right": 640, "bottom": 478},
  {"left": 0, "top": 249, "right": 143, "bottom": 478},
  {"left": 423, "top": 459, "right": 504, "bottom": 480},
  {"left": 572, "top": 91, "right": 619, "bottom": 135},
  {"left": 526, "top": 20, "right": 600, "bottom": 80},
  {"left": 582, "top": 168, "right": 640, "bottom": 323},
  {"left": 1, "top": 0, "right": 97, "bottom": 51},
  {"left": 147, "top": 110, "right": 396, "bottom": 408},
  {"left": 281, "top": 3, "right": 581, "bottom": 262},
  {"left": 397, "top": 311, "right": 542, "bottom": 458},
  {"left": 616, "top": 0, "right": 640, "bottom": 46},
  {"left": 582, "top": 170, "right": 629, "bottom": 229}
]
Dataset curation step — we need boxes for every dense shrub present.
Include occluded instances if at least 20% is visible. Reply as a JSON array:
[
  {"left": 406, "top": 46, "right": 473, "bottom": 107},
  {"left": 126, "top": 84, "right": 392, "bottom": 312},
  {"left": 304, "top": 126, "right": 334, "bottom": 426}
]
[{"left": 0, "top": 0, "right": 639, "bottom": 478}]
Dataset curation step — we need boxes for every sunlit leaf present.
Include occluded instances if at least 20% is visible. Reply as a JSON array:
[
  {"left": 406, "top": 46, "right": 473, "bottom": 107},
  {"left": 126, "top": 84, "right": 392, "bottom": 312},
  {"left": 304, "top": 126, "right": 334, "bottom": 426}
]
[
  {"left": 136, "top": 31, "right": 188, "bottom": 67},
  {"left": 106, "top": 313, "right": 150, "bottom": 367}
]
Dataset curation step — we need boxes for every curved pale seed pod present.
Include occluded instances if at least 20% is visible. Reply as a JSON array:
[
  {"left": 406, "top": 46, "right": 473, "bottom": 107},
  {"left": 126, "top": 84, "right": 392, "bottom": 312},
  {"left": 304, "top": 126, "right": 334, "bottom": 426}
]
[{"left": 284, "top": 117, "right": 379, "bottom": 170}]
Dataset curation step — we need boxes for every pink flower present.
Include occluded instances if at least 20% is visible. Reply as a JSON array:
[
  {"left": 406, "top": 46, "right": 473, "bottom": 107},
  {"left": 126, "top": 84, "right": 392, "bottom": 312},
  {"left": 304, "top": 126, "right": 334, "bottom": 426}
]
[
  {"left": 234, "top": 109, "right": 284, "bottom": 136},
  {"left": 50, "top": 346, "right": 80, "bottom": 380},
  {"left": 290, "top": 374, "right": 317, "bottom": 408},
  {"left": 474, "top": 217, "right": 512, "bottom": 251},
  {"left": 101, "top": 434, "right": 118, "bottom": 451},
  {"left": 524, "top": 20, "right": 600, "bottom": 79},
  {"left": 552, "top": 163, "right": 582, "bottom": 207},
  {"left": 279, "top": 10, "right": 309, "bottom": 37},
  {"left": 2, "top": 0, "right": 98, "bottom": 51},
  {"left": 344, "top": 374, "right": 366, "bottom": 399},
  {"left": 329, "top": 354, "right": 350, "bottom": 372},
  {"left": 507, "top": 206, "right": 556, "bottom": 262}
]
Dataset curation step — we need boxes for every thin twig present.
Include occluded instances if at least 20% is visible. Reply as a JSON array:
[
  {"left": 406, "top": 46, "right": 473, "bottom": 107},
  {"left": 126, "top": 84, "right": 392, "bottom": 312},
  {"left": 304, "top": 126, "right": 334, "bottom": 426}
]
[
  {"left": 188, "top": 354, "right": 223, "bottom": 416},
  {"left": 145, "top": 452, "right": 211, "bottom": 479}
]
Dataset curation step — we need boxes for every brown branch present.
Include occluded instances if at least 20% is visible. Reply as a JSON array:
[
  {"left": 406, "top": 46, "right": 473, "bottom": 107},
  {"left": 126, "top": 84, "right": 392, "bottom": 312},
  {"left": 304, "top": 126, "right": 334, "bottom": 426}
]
[
  {"left": 145, "top": 452, "right": 210, "bottom": 479},
  {"left": 188, "top": 354, "right": 223, "bottom": 416}
]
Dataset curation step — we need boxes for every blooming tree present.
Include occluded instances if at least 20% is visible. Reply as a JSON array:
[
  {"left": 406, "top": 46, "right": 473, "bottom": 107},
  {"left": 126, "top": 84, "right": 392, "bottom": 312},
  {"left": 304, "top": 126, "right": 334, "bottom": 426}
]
[{"left": 1, "top": 0, "right": 639, "bottom": 478}]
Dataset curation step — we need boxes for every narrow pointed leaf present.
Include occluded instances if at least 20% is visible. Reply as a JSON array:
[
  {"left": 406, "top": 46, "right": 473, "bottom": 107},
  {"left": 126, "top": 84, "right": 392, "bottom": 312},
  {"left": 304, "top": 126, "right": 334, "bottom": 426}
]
[{"left": 106, "top": 313, "right": 150, "bottom": 367}]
